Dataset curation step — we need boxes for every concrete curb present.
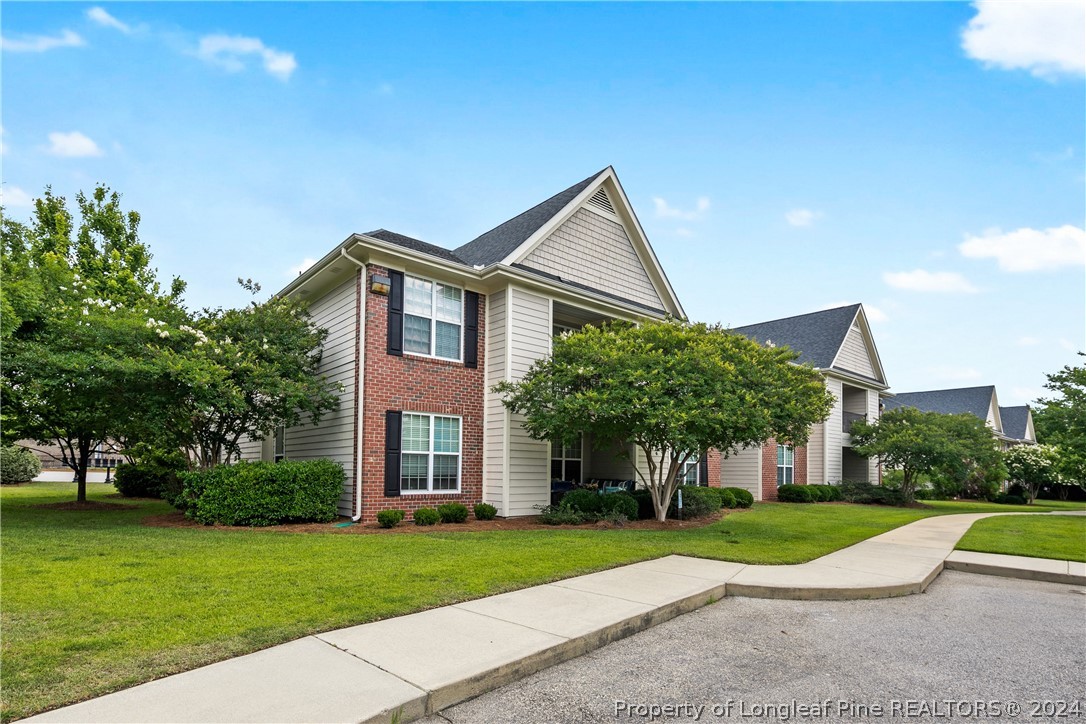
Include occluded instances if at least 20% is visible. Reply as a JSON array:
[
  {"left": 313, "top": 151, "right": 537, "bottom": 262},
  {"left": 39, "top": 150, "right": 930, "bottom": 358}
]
[{"left": 20, "top": 512, "right": 1083, "bottom": 724}]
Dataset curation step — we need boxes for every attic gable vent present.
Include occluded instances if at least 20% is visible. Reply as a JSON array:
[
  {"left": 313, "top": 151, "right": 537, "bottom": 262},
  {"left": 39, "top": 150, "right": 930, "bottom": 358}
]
[{"left": 587, "top": 188, "right": 616, "bottom": 215}]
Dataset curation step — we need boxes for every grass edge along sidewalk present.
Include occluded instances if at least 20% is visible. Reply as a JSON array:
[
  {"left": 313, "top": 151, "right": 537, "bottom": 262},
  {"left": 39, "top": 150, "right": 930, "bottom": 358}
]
[{"left": 2, "top": 482, "right": 1083, "bottom": 722}]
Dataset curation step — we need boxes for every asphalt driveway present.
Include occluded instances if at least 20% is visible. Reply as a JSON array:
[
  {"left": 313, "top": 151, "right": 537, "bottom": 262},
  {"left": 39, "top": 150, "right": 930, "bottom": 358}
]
[{"left": 427, "top": 571, "right": 1086, "bottom": 723}]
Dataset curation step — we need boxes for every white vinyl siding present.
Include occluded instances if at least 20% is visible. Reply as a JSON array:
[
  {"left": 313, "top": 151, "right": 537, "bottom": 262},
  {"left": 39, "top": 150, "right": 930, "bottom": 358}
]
[
  {"left": 823, "top": 378, "right": 843, "bottom": 484},
  {"left": 505, "top": 287, "right": 552, "bottom": 516},
  {"left": 237, "top": 434, "right": 263, "bottom": 461},
  {"left": 521, "top": 207, "right": 663, "bottom": 311},
  {"left": 483, "top": 288, "right": 507, "bottom": 511},
  {"left": 834, "top": 322, "right": 877, "bottom": 379},
  {"left": 807, "top": 422, "right": 825, "bottom": 485},
  {"left": 721, "top": 445, "right": 762, "bottom": 501},
  {"left": 283, "top": 277, "right": 358, "bottom": 516}
]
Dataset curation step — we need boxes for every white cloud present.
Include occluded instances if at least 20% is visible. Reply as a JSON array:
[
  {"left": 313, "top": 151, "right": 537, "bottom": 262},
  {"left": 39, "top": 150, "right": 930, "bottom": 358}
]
[
  {"left": 0, "top": 185, "right": 33, "bottom": 208},
  {"left": 289, "top": 258, "right": 317, "bottom": 277},
  {"left": 961, "top": 0, "right": 1085, "bottom": 78},
  {"left": 785, "top": 208, "right": 823, "bottom": 227},
  {"left": 959, "top": 225, "right": 1086, "bottom": 272},
  {"left": 1016, "top": 336, "right": 1041, "bottom": 347},
  {"left": 882, "top": 269, "right": 978, "bottom": 293},
  {"left": 86, "top": 7, "right": 131, "bottom": 34},
  {"left": 863, "top": 305, "right": 888, "bottom": 323},
  {"left": 1, "top": 29, "right": 84, "bottom": 53},
  {"left": 197, "top": 34, "right": 297, "bottom": 80},
  {"left": 47, "top": 131, "right": 103, "bottom": 158},
  {"left": 1059, "top": 338, "right": 1079, "bottom": 352},
  {"left": 652, "top": 196, "right": 710, "bottom": 221},
  {"left": 927, "top": 365, "right": 982, "bottom": 382}
]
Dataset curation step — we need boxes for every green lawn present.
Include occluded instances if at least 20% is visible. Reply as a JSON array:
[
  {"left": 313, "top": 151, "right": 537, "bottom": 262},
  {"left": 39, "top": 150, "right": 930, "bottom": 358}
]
[
  {"left": 956, "top": 514, "right": 1086, "bottom": 562},
  {"left": 2, "top": 483, "right": 1082, "bottom": 721}
]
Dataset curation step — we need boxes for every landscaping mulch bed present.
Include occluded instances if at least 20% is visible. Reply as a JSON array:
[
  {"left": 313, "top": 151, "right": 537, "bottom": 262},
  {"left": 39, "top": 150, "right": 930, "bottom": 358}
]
[{"left": 141, "top": 509, "right": 733, "bottom": 534}]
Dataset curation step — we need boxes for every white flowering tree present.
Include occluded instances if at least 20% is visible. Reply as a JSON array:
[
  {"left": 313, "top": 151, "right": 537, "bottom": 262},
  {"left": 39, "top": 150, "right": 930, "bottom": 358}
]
[{"left": 2, "top": 186, "right": 188, "bottom": 502}]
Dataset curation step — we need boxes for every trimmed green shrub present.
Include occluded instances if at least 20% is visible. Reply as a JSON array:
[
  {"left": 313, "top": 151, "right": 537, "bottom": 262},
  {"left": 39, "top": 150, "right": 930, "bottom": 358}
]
[
  {"left": 838, "top": 480, "right": 906, "bottom": 506},
  {"left": 631, "top": 489, "right": 656, "bottom": 520},
  {"left": 599, "top": 492, "right": 638, "bottom": 521},
  {"left": 113, "top": 462, "right": 180, "bottom": 498},
  {"left": 536, "top": 503, "right": 587, "bottom": 525},
  {"left": 717, "top": 488, "right": 738, "bottom": 509},
  {"left": 561, "top": 489, "right": 604, "bottom": 515},
  {"left": 376, "top": 509, "right": 405, "bottom": 528},
  {"left": 668, "top": 485, "right": 719, "bottom": 518},
  {"left": 413, "top": 507, "right": 440, "bottom": 526},
  {"left": 777, "top": 484, "right": 813, "bottom": 503},
  {"left": 699, "top": 487, "right": 725, "bottom": 509},
  {"left": 994, "top": 493, "right": 1026, "bottom": 506},
  {"left": 437, "top": 502, "right": 469, "bottom": 523},
  {"left": 0, "top": 446, "right": 42, "bottom": 485},
  {"left": 177, "top": 459, "right": 344, "bottom": 526},
  {"left": 808, "top": 485, "right": 829, "bottom": 502},
  {"left": 474, "top": 503, "right": 497, "bottom": 520},
  {"left": 824, "top": 485, "right": 844, "bottom": 502},
  {"left": 914, "top": 488, "right": 933, "bottom": 501},
  {"left": 723, "top": 487, "right": 754, "bottom": 508}
]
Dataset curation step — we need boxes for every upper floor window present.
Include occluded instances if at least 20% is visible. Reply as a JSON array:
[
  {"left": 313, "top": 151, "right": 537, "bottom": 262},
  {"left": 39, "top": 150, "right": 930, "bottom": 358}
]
[
  {"left": 404, "top": 275, "right": 462, "bottom": 361},
  {"left": 776, "top": 444, "right": 794, "bottom": 486}
]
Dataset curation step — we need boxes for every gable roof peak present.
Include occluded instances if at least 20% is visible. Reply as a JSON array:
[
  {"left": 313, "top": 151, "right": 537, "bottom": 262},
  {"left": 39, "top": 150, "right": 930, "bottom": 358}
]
[
  {"left": 731, "top": 304, "right": 863, "bottom": 369},
  {"left": 453, "top": 167, "right": 611, "bottom": 268}
]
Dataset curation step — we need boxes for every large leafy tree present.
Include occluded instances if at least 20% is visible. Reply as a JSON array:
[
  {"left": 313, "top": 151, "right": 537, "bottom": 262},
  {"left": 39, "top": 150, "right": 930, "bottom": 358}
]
[
  {"left": 1004, "top": 444, "right": 1058, "bottom": 504},
  {"left": 2, "top": 187, "right": 187, "bottom": 501},
  {"left": 852, "top": 408, "right": 1002, "bottom": 502},
  {"left": 157, "top": 280, "right": 343, "bottom": 470},
  {"left": 496, "top": 319, "right": 834, "bottom": 521},
  {"left": 1033, "top": 354, "right": 1086, "bottom": 489}
]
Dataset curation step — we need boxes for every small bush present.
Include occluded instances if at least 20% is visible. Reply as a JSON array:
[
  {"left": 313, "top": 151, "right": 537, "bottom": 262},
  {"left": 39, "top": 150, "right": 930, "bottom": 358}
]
[
  {"left": 413, "top": 507, "right": 440, "bottom": 526},
  {"left": 177, "top": 459, "right": 344, "bottom": 526},
  {"left": 561, "top": 489, "right": 604, "bottom": 515},
  {"left": 808, "top": 485, "right": 829, "bottom": 502},
  {"left": 376, "top": 509, "right": 405, "bottom": 528},
  {"left": 823, "top": 485, "right": 844, "bottom": 502},
  {"left": 437, "top": 502, "right": 469, "bottom": 523},
  {"left": 723, "top": 487, "right": 754, "bottom": 508},
  {"left": 777, "top": 484, "right": 813, "bottom": 503},
  {"left": 536, "top": 503, "right": 587, "bottom": 525},
  {"left": 699, "top": 487, "right": 725, "bottom": 509},
  {"left": 994, "top": 493, "right": 1027, "bottom": 506},
  {"left": 598, "top": 509, "right": 630, "bottom": 527},
  {"left": 717, "top": 488, "right": 738, "bottom": 509},
  {"left": 631, "top": 489, "right": 656, "bottom": 520},
  {"left": 669, "top": 485, "right": 719, "bottom": 518},
  {"left": 474, "top": 503, "right": 497, "bottom": 520},
  {"left": 113, "top": 462, "right": 178, "bottom": 498},
  {"left": 914, "top": 488, "right": 933, "bottom": 501},
  {"left": 838, "top": 480, "right": 907, "bottom": 506},
  {"left": 0, "top": 446, "right": 42, "bottom": 485},
  {"left": 599, "top": 492, "right": 639, "bottom": 521}
]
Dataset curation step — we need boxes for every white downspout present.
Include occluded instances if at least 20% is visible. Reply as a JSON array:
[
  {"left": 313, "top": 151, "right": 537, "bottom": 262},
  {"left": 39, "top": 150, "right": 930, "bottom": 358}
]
[{"left": 340, "top": 247, "right": 367, "bottom": 521}]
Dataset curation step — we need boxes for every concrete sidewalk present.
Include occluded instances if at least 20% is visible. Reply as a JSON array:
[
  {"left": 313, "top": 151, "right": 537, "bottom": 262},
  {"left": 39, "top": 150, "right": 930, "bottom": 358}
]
[{"left": 22, "top": 512, "right": 1085, "bottom": 724}]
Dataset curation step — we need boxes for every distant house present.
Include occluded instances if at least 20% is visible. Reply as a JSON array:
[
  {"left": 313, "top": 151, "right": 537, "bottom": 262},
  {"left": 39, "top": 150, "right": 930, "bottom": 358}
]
[
  {"left": 881, "top": 385, "right": 1029, "bottom": 449},
  {"left": 719, "top": 304, "right": 889, "bottom": 501},
  {"left": 238, "top": 167, "right": 700, "bottom": 522}
]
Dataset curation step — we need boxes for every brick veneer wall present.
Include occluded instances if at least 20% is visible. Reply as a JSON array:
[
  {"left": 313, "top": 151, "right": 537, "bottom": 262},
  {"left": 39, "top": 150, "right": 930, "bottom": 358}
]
[
  {"left": 359, "top": 265, "right": 486, "bottom": 522},
  {"left": 706, "top": 449, "right": 722, "bottom": 487},
  {"left": 760, "top": 439, "right": 807, "bottom": 501}
]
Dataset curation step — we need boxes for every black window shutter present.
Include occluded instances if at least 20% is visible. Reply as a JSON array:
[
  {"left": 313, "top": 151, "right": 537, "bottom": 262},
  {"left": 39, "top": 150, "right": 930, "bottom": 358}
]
[
  {"left": 464, "top": 291, "right": 479, "bottom": 369},
  {"left": 698, "top": 454, "right": 709, "bottom": 486},
  {"left": 384, "top": 411, "right": 402, "bottom": 497},
  {"left": 387, "top": 270, "right": 404, "bottom": 356}
]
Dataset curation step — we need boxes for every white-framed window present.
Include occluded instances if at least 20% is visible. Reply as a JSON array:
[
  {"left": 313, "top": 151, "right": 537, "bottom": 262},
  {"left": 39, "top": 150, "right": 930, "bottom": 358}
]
[
  {"left": 274, "top": 426, "right": 285, "bottom": 463},
  {"left": 401, "top": 413, "right": 461, "bottom": 493},
  {"left": 777, "top": 444, "right": 794, "bottom": 486},
  {"left": 403, "top": 275, "right": 463, "bottom": 361},
  {"left": 550, "top": 437, "right": 582, "bottom": 483},
  {"left": 681, "top": 455, "right": 701, "bottom": 485}
]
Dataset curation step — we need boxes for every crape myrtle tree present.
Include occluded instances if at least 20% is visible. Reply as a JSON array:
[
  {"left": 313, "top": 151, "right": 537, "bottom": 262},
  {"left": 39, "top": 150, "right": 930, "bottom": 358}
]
[
  {"left": 1033, "top": 354, "right": 1086, "bottom": 493},
  {"left": 496, "top": 319, "right": 834, "bottom": 521},
  {"left": 1, "top": 187, "right": 188, "bottom": 501},
  {"left": 851, "top": 408, "right": 1002, "bottom": 503},
  {"left": 1004, "top": 444, "right": 1057, "bottom": 504}
]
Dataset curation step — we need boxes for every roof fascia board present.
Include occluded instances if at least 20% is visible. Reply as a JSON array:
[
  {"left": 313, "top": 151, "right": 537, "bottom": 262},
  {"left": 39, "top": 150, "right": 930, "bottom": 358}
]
[
  {"left": 480, "top": 264, "right": 667, "bottom": 322},
  {"left": 497, "top": 167, "right": 685, "bottom": 318},
  {"left": 821, "top": 367, "right": 891, "bottom": 391}
]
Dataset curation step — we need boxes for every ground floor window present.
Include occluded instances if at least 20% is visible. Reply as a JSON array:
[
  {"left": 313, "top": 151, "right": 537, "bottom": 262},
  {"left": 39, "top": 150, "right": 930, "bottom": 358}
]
[
  {"left": 681, "top": 455, "right": 701, "bottom": 485},
  {"left": 551, "top": 437, "right": 582, "bottom": 483},
  {"left": 777, "top": 444, "right": 794, "bottom": 485},
  {"left": 401, "top": 413, "right": 461, "bottom": 492}
]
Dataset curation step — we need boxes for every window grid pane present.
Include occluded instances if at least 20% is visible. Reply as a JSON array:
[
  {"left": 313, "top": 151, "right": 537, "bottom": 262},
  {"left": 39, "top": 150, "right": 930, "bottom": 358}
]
[
  {"left": 435, "top": 284, "right": 462, "bottom": 322},
  {"left": 433, "top": 417, "right": 460, "bottom": 453},
  {"left": 432, "top": 455, "right": 459, "bottom": 490},
  {"left": 401, "top": 453, "right": 428, "bottom": 491},
  {"left": 402, "top": 414, "right": 430, "bottom": 452},
  {"left": 435, "top": 321, "right": 461, "bottom": 360},
  {"left": 404, "top": 277, "right": 433, "bottom": 316},
  {"left": 400, "top": 413, "right": 461, "bottom": 493},
  {"left": 403, "top": 314, "right": 432, "bottom": 354}
]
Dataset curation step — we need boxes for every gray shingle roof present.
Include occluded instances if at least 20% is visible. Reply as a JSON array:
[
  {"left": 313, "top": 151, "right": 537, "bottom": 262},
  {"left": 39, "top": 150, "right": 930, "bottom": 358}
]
[
  {"left": 883, "top": 386, "right": 996, "bottom": 422},
  {"left": 453, "top": 169, "right": 607, "bottom": 267},
  {"left": 364, "top": 229, "right": 468, "bottom": 266},
  {"left": 999, "top": 405, "right": 1031, "bottom": 440},
  {"left": 731, "top": 304, "right": 862, "bottom": 369}
]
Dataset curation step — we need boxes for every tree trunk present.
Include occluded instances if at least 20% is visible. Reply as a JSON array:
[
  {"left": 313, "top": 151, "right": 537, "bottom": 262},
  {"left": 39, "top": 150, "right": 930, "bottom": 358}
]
[
  {"left": 1057, "top": 485, "right": 1069, "bottom": 501},
  {"left": 76, "top": 440, "right": 91, "bottom": 503}
]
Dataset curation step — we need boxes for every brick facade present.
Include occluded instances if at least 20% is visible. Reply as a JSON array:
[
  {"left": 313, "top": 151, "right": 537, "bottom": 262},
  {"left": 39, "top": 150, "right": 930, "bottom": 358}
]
[
  {"left": 759, "top": 438, "right": 807, "bottom": 501},
  {"left": 359, "top": 265, "right": 486, "bottom": 522},
  {"left": 706, "top": 448, "right": 722, "bottom": 488}
]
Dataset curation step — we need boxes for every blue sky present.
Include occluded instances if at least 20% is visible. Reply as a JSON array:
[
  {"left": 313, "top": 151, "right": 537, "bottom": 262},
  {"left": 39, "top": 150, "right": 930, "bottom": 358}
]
[{"left": 3, "top": 2, "right": 1083, "bottom": 406}]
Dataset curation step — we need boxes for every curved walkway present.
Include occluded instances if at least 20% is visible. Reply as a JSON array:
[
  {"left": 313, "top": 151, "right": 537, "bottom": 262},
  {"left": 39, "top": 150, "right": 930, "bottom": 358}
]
[{"left": 22, "top": 512, "right": 1085, "bottom": 724}]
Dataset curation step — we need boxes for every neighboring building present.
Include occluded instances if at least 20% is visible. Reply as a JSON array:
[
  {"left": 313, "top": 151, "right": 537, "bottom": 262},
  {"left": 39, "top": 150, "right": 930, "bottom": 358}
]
[
  {"left": 239, "top": 167, "right": 702, "bottom": 522},
  {"left": 14, "top": 439, "right": 124, "bottom": 470},
  {"left": 998, "top": 405, "right": 1037, "bottom": 447},
  {"left": 881, "top": 385, "right": 1021, "bottom": 449},
  {"left": 719, "top": 304, "right": 889, "bottom": 501}
]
